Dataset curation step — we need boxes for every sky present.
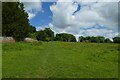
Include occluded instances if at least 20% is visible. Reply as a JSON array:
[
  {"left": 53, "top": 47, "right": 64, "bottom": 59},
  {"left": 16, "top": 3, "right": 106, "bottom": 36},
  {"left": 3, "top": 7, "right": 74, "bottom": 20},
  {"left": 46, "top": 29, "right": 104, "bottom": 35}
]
[{"left": 20, "top": 0, "right": 119, "bottom": 41}]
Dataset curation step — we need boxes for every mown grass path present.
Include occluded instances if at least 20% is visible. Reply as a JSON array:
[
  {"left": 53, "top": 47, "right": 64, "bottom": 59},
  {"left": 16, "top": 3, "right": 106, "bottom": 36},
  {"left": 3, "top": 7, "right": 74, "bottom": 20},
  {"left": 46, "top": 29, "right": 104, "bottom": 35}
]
[{"left": 2, "top": 42, "right": 118, "bottom": 78}]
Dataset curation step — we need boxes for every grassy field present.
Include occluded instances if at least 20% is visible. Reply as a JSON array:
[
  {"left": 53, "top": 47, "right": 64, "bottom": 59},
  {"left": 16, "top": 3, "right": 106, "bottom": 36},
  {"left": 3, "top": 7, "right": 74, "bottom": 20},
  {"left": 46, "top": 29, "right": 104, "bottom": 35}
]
[{"left": 2, "top": 42, "right": 119, "bottom": 78}]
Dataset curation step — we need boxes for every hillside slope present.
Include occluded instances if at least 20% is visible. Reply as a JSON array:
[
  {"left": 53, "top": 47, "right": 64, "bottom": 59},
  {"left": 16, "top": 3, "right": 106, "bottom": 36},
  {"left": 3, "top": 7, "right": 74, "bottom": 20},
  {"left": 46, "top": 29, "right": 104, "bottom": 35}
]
[{"left": 2, "top": 42, "right": 118, "bottom": 78}]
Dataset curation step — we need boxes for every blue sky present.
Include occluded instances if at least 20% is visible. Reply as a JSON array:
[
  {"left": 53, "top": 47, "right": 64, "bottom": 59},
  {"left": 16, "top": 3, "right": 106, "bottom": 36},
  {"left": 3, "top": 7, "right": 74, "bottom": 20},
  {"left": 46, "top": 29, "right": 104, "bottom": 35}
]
[
  {"left": 22, "top": 0, "right": 119, "bottom": 40},
  {"left": 29, "top": 2, "right": 54, "bottom": 27},
  {"left": 29, "top": 2, "right": 81, "bottom": 27}
]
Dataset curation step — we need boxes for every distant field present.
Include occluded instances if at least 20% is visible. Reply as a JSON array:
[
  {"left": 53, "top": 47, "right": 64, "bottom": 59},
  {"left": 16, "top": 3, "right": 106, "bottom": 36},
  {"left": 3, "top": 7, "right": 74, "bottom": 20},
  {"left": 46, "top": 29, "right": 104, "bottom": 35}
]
[{"left": 2, "top": 42, "right": 119, "bottom": 78}]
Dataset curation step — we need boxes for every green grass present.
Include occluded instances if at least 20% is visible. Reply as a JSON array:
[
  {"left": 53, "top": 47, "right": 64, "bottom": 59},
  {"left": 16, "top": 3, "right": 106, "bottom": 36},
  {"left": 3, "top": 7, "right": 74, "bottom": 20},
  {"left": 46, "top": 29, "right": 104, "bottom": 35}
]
[
  {"left": 2, "top": 42, "right": 119, "bottom": 78},
  {"left": 0, "top": 43, "right": 2, "bottom": 79}
]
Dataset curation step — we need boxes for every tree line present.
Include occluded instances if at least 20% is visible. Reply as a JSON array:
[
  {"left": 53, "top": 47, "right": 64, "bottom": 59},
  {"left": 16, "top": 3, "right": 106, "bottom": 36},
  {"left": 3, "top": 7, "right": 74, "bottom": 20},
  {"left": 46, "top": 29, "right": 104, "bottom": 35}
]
[
  {"left": 30, "top": 28, "right": 120, "bottom": 43},
  {"left": 28, "top": 28, "right": 76, "bottom": 42},
  {"left": 79, "top": 36, "right": 120, "bottom": 43},
  {"left": 79, "top": 36, "right": 111, "bottom": 43},
  {"left": 2, "top": 2, "right": 120, "bottom": 43}
]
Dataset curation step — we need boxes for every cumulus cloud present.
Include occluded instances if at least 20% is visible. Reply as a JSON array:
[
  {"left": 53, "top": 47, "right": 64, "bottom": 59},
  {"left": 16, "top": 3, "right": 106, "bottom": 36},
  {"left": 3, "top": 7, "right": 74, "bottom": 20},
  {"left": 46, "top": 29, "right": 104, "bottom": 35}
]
[
  {"left": 81, "top": 28, "right": 116, "bottom": 38},
  {"left": 20, "top": 0, "right": 42, "bottom": 19},
  {"left": 50, "top": 2, "right": 78, "bottom": 29},
  {"left": 75, "top": 2, "right": 118, "bottom": 29},
  {"left": 49, "top": 0, "right": 119, "bottom": 40}
]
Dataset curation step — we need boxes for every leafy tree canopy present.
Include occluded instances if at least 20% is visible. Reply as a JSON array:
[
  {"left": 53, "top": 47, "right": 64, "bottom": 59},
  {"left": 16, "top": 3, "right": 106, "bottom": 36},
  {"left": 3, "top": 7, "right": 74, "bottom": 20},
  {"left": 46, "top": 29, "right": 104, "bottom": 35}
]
[
  {"left": 36, "top": 28, "right": 54, "bottom": 41},
  {"left": 55, "top": 33, "right": 76, "bottom": 42},
  {"left": 2, "top": 2, "right": 36, "bottom": 41}
]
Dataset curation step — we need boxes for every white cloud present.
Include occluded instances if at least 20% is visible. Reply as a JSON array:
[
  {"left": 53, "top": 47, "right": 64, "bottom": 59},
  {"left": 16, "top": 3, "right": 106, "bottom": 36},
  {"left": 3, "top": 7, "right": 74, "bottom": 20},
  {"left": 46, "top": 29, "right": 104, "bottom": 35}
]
[
  {"left": 20, "top": 0, "right": 42, "bottom": 19},
  {"left": 49, "top": 0, "right": 118, "bottom": 39},
  {"left": 81, "top": 28, "right": 116, "bottom": 38},
  {"left": 75, "top": 2, "right": 118, "bottom": 29},
  {"left": 27, "top": 12, "right": 36, "bottom": 20},
  {"left": 50, "top": 2, "right": 78, "bottom": 28},
  {"left": 81, "top": 28, "right": 118, "bottom": 41},
  {"left": 36, "top": 26, "right": 48, "bottom": 31}
]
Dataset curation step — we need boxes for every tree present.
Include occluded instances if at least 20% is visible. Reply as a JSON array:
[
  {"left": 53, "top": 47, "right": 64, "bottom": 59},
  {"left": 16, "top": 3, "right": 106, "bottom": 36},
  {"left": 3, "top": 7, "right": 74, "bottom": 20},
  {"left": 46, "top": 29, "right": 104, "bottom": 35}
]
[
  {"left": 28, "top": 25, "right": 36, "bottom": 33},
  {"left": 85, "top": 36, "right": 91, "bottom": 41},
  {"left": 36, "top": 28, "right": 54, "bottom": 41},
  {"left": 79, "top": 36, "right": 84, "bottom": 42},
  {"left": 36, "top": 30, "right": 46, "bottom": 41},
  {"left": 105, "top": 38, "right": 112, "bottom": 43},
  {"left": 44, "top": 28, "right": 54, "bottom": 41},
  {"left": 78, "top": 36, "right": 110, "bottom": 43},
  {"left": 113, "top": 37, "right": 120, "bottom": 43},
  {"left": 28, "top": 32, "right": 38, "bottom": 40},
  {"left": 2, "top": 2, "right": 35, "bottom": 41},
  {"left": 55, "top": 33, "right": 76, "bottom": 42},
  {"left": 97, "top": 36, "right": 105, "bottom": 43},
  {"left": 89, "top": 36, "right": 96, "bottom": 42}
]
